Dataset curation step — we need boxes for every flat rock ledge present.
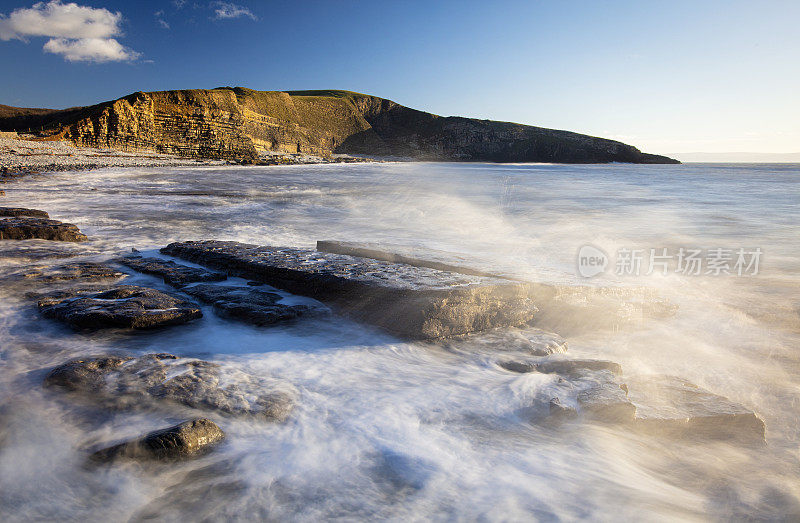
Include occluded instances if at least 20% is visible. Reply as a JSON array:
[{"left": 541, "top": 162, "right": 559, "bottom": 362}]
[
  {"left": 501, "top": 360, "right": 765, "bottom": 441},
  {"left": 0, "top": 216, "right": 87, "bottom": 241},
  {"left": 183, "top": 283, "right": 323, "bottom": 326},
  {"left": 117, "top": 255, "right": 227, "bottom": 287},
  {"left": 161, "top": 240, "right": 536, "bottom": 339},
  {"left": 38, "top": 285, "right": 202, "bottom": 330},
  {"left": 0, "top": 207, "right": 50, "bottom": 218},
  {"left": 21, "top": 261, "right": 124, "bottom": 283},
  {"left": 90, "top": 418, "right": 224, "bottom": 462},
  {"left": 45, "top": 353, "right": 296, "bottom": 421}
]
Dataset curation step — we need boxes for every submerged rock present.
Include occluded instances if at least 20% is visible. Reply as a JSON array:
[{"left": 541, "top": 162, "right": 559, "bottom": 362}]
[
  {"left": 0, "top": 216, "right": 87, "bottom": 241},
  {"left": 182, "top": 283, "right": 322, "bottom": 326},
  {"left": 576, "top": 373, "right": 637, "bottom": 423},
  {"left": 45, "top": 353, "right": 295, "bottom": 420},
  {"left": 90, "top": 418, "right": 225, "bottom": 462},
  {"left": 38, "top": 285, "right": 202, "bottom": 330},
  {"left": 21, "top": 262, "right": 124, "bottom": 283},
  {"left": 117, "top": 256, "right": 226, "bottom": 287},
  {"left": 626, "top": 375, "right": 766, "bottom": 442},
  {"left": 448, "top": 327, "right": 567, "bottom": 356},
  {"left": 162, "top": 240, "right": 536, "bottom": 339},
  {"left": 499, "top": 358, "right": 622, "bottom": 376},
  {"left": 0, "top": 207, "right": 49, "bottom": 218}
]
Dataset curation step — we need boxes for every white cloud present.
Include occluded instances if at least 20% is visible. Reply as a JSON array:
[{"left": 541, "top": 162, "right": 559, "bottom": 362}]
[
  {"left": 155, "top": 9, "right": 169, "bottom": 29},
  {"left": 212, "top": 2, "right": 256, "bottom": 21},
  {"left": 0, "top": 1, "right": 140, "bottom": 63},
  {"left": 43, "top": 36, "right": 140, "bottom": 62}
]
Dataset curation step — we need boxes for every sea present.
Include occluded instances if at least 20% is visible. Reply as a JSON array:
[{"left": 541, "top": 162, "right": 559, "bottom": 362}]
[{"left": 1, "top": 161, "right": 798, "bottom": 520}]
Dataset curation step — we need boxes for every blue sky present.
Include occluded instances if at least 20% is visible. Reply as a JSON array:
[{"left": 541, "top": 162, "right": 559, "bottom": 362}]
[{"left": 0, "top": 0, "right": 798, "bottom": 154}]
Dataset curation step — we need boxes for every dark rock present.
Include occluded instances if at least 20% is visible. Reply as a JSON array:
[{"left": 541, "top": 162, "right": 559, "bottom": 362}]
[
  {"left": 0, "top": 216, "right": 87, "bottom": 241},
  {"left": 0, "top": 190, "right": 5, "bottom": 196},
  {"left": 45, "top": 353, "right": 295, "bottom": 420},
  {"left": 499, "top": 358, "right": 622, "bottom": 376},
  {"left": 626, "top": 375, "right": 765, "bottom": 441},
  {"left": 38, "top": 285, "right": 202, "bottom": 330},
  {"left": 0, "top": 207, "right": 49, "bottom": 218},
  {"left": 117, "top": 256, "right": 226, "bottom": 287},
  {"left": 161, "top": 240, "right": 536, "bottom": 339},
  {"left": 182, "top": 283, "right": 320, "bottom": 326},
  {"left": 89, "top": 418, "right": 224, "bottom": 462},
  {"left": 21, "top": 262, "right": 125, "bottom": 283},
  {"left": 44, "top": 355, "right": 132, "bottom": 391}
]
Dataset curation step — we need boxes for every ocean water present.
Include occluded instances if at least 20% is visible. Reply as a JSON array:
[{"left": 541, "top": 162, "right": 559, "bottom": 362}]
[{"left": 0, "top": 162, "right": 798, "bottom": 521}]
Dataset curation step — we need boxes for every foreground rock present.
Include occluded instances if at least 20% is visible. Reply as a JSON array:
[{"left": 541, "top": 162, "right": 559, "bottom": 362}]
[
  {"left": 45, "top": 353, "right": 295, "bottom": 420},
  {"left": 0, "top": 207, "right": 49, "bottom": 218},
  {"left": 162, "top": 241, "right": 536, "bottom": 339},
  {"left": 90, "top": 418, "right": 225, "bottom": 462},
  {"left": 183, "top": 283, "right": 322, "bottom": 326},
  {"left": 117, "top": 256, "right": 226, "bottom": 287},
  {"left": 0, "top": 216, "right": 87, "bottom": 241},
  {"left": 626, "top": 375, "right": 766, "bottom": 442},
  {"left": 38, "top": 285, "right": 201, "bottom": 330},
  {"left": 21, "top": 261, "right": 124, "bottom": 283},
  {"left": 504, "top": 360, "right": 765, "bottom": 440}
]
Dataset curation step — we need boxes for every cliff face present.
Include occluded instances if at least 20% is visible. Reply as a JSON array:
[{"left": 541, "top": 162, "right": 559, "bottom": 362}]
[{"left": 0, "top": 88, "right": 678, "bottom": 164}]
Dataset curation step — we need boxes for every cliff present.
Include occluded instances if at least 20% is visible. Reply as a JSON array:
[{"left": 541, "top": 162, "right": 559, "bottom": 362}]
[{"left": 0, "top": 88, "right": 679, "bottom": 164}]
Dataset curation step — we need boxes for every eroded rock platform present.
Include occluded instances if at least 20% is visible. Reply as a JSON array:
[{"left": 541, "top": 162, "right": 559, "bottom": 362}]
[{"left": 162, "top": 240, "right": 536, "bottom": 339}]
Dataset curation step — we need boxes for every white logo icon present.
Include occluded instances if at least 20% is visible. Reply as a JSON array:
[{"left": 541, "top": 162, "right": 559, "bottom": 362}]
[{"left": 577, "top": 244, "right": 608, "bottom": 278}]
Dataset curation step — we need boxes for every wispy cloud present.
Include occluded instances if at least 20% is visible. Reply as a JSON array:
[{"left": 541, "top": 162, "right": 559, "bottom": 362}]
[
  {"left": 211, "top": 2, "right": 256, "bottom": 21},
  {"left": 155, "top": 9, "right": 169, "bottom": 29},
  {"left": 0, "top": 1, "right": 140, "bottom": 62}
]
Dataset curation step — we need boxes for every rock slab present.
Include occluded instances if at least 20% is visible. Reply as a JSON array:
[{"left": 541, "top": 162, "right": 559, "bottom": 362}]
[
  {"left": 38, "top": 285, "right": 202, "bottom": 330},
  {"left": 0, "top": 207, "right": 49, "bottom": 218},
  {"left": 45, "top": 353, "right": 295, "bottom": 420},
  {"left": 0, "top": 216, "right": 87, "bottom": 241},
  {"left": 161, "top": 240, "right": 536, "bottom": 339},
  {"left": 117, "top": 256, "right": 227, "bottom": 287},
  {"left": 90, "top": 418, "right": 225, "bottom": 462},
  {"left": 182, "top": 283, "right": 320, "bottom": 326}
]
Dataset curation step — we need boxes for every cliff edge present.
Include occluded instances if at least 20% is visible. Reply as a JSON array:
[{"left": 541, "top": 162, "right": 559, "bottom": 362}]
[{"left": 0, "top": 88, "right": 679, "bottom": 164}]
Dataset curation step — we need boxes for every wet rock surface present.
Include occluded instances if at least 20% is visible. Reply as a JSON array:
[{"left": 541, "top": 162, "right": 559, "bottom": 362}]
[
  {"left": 21, "top": 261, "right": 124, "bottom": 283},
  {"left": 45, "top": 353, "right": 296, "bottom": 420},
  {"left": 0, "top": 206, "right": 49, "bottom": 218},
  {"left": 38, "top": 285, "right": 202, "bottom": 330},
  {"left": 576, "top": 372, "right": 637, "bottom": 423},
  {"left": 0, "top": 216, "right": 87, "bottom": 241},
  {"left": 499, "top": 358, "right": 622, "bottom": 376},
  {"left": 182, "top": 283, "right": 321, "bottom": 326},
  {"left": 89, "top": 418, "right": 225, "bottom": 462},
  {"left": 162, "top": 240, "right": 537, "bottom": 339},
  {"left": 626, "top": 375, "right": 766, "bottom": 441},
  {"left": 117, "top": 256, "right": 227, "bottom": 287},
  {"left": 448, "top": 327, "right": 567, "bottom": 356}
]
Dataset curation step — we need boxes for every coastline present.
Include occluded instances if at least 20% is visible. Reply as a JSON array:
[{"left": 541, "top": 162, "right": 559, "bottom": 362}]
[{"left": 0, "top": 136, "right": 378, "bottom": 179}]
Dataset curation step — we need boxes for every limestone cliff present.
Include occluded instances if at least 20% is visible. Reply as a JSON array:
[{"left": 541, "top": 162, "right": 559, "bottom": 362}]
[{"left": 0, "top": 88, "right": 679, "bottom": 164}]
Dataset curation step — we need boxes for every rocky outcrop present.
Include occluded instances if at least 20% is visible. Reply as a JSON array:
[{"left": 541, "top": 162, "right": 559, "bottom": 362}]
[
  {"left": 0, "top": 216, "right": 87, "bottom": 241},
  {"left": 45, "top": 353, "right": 295, "bottom": 420},
  {"left": 21, "top": 262, "right": 124, "bottom": 283},
  {"left": 38, "top": 285, "right": 202, "bottom": 330},
  {"left": 161, "top": 240, "right": 537, "bottom": 339},
  {"left": 89, "top": 418, "right": 225, "bottom": 462},
  {"left": 0, "top": 88, "right": 679, "bottom": 164}
]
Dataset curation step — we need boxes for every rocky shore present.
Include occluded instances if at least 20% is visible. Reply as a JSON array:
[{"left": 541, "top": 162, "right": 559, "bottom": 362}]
[
  {"left": 0, "top": 136, "right": 375, "bottom": 178},
  {"left": 0, "top": 202, "right": 767, "bottom": 470}
]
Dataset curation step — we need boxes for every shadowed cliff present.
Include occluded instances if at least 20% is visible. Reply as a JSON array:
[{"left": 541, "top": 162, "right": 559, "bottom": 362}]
[{"left": 0, "top": 88, "right": 679, "bottom": 164}]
